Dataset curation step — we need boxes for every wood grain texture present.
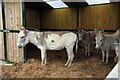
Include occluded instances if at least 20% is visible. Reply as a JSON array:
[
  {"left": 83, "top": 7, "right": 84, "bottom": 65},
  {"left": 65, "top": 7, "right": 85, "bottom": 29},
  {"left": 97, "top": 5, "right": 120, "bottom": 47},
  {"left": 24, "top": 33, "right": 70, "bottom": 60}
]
[
  {"left": 6, "top": 33, "right": 24, "bottom": 63},
  {"left": 4, "top": 0, "right": 24, "bottom": 63},
  {"left": 4, "top": 0, "right": 22, "bottom": 30},
  {"left": 26, "top": 8, "right": 40, "bottom": 29},
  {"left": 118, "top": 3, "right": 120, "bottom": 29},
  {"left": 40, "top": 8, "right": 77, "bottom": 30},
  {"left": 0, "top": 2, "right": 5, "bottom": 60},
  {"left": 79, "top": 3, "right": 119, "bottom": 30}
]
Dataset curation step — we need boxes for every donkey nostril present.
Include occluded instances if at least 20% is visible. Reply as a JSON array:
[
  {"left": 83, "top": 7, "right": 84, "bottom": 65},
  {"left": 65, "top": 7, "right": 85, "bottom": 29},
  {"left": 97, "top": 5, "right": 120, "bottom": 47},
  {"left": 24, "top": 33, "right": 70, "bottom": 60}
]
[
  {"left": 18, "top": 46, "right": 22, "bottom": 48},
  {"left": 18, "top": 44, "right": 22, "bottom": 48},
  {"left": 51, "top": 40, "right": 55, "bottom": 43}
]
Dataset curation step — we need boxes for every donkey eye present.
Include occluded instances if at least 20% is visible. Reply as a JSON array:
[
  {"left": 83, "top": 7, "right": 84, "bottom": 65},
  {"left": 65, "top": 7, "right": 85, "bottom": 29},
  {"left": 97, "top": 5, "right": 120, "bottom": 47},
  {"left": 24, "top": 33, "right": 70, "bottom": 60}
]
[{"left": 21, "top": 36, "right": 25, "bottom": 39}]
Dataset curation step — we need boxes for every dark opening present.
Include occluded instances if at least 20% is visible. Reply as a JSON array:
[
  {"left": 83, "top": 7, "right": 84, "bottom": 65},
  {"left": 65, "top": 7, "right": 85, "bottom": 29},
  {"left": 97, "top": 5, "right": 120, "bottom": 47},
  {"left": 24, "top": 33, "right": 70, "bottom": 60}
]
[{"left": 26, "top": 43, "right": 40, "bottom": 60}]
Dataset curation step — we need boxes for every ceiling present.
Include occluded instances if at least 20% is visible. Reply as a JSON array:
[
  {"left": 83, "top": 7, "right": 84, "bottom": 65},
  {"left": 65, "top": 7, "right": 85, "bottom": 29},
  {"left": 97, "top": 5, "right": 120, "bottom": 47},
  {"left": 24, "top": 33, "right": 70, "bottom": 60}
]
[
  {"left": 25, "top": 2, "right": 119, "bottom": 10},
  {"left": 25, "top": 2, "right": 89, "bottom": 10}
]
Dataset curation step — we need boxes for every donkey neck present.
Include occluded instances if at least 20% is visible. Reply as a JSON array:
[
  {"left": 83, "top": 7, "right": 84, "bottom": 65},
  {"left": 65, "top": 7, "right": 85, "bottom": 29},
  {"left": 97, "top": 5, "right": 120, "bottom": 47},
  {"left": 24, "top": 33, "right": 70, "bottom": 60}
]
[
  {"left": 28, "top": 31, "right": 40, "bottom": 45},
  {"left": 82, "top": 31, "right": 90, "bottom": 41}
]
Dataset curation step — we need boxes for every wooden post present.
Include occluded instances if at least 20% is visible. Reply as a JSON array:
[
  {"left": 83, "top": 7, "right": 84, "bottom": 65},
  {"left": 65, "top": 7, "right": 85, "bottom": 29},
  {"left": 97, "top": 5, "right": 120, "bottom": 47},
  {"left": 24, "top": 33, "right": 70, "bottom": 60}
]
[
  {"left": 3, "top": 0, "right": 24, "bottom": 63},
  {"left": 0, "top": 1, "right": 5, "bottom": 60}
]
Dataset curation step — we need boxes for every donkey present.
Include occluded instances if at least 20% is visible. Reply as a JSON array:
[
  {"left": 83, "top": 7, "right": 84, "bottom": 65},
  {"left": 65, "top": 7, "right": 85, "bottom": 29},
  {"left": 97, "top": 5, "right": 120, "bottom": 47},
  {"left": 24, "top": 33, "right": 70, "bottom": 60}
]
[
  {"left": 17, "top": 26, "right": 78, "bottom": 67},
  {"left": 95, "top": 29, "right": 120, "bottom": 63},
  {"left": 78, "top": 29, "right": 100, "bottom": 56}
]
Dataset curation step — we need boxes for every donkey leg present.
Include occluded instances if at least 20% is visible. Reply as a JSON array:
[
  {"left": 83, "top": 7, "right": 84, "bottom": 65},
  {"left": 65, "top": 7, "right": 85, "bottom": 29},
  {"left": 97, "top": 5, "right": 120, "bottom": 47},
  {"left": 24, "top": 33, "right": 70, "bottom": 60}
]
[
  {"left": 40, "top": 47, "right": 47, "bottom": 65},
  {"left": 106, "top": 50, "right": 109, "bottom": 63},
  {"left": 84, "top": 42, "right": 88, "bottom": 55},
  {"left": 67, "top": 51, "right": 74, "bottom": 67},
  {"left": 102, "top": 50, "right": 105, "bottom": 62},
  {"left": 114, "top": 46, "right": 118, "bottom": 62},
  {"left": 65, "top": 53, "right": 70, "bottom": 67},
  {"left": 97, "top": 48, "right": 101, "bottom": 54},
  {"left": 87, "top": 43, "right": 90, "bottom": 56},
  {"left": 115, "top": 46, "right": 118, "bottom": 57},
  {"left": 65, "top": 46, "right": 74, "bottom": 67}
]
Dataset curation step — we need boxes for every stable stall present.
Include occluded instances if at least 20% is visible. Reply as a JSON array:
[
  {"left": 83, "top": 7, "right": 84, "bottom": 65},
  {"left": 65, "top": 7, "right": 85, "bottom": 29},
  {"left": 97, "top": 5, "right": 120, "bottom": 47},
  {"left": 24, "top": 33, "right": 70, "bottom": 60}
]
[{"left": 0, "top": 0, "right": 120, "bottom": 78}]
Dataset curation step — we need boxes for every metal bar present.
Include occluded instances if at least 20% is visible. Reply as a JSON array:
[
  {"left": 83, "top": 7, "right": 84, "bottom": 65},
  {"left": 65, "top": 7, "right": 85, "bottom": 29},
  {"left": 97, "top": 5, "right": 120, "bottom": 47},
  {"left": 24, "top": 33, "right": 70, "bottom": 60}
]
[
  {"left": 77, "top": 7, "right": 79, "bottom": 28},
  {"left": 0, "top": 30, "right": 19, "bottom": 33},
  {"left": 24, "top": 28, "right": 118, "bottom": 32},
  {"left": 0, "top": 29, "right": 118, "bottom": 32},
  {"left": 22, "top": 0, "right": 27, "bottom": 63},
  {"left": 2, "top": 1, "right": 7, "bottom": 61},
  {"left": 0, "top": 59, "right": 14, "bottom": 64}
]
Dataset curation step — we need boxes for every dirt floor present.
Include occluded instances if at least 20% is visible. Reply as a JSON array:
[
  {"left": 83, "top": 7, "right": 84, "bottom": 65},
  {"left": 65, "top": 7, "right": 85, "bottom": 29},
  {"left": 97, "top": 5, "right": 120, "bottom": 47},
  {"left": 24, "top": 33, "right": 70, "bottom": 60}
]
[{"left": 1, "top": 43, "right": 116, "bottom": 78}]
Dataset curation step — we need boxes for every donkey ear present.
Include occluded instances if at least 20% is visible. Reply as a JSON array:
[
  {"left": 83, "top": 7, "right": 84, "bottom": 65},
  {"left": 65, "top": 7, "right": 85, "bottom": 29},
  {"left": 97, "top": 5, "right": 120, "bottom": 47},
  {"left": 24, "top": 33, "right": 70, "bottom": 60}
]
[
  {"left": 99, "top": 29, "right": 104, "bottom": 35},
  {"left": 17, "top": 25, "right": 26, "bottom": 31},
  {"left": 94, "top": 28, "right": 99, "bottom": 34},
  {"left": 81, "top": 28, "right": 85, "bottom": 32},
  {"left": 101, "top": 30, "right": 104, "bottom": 34}
]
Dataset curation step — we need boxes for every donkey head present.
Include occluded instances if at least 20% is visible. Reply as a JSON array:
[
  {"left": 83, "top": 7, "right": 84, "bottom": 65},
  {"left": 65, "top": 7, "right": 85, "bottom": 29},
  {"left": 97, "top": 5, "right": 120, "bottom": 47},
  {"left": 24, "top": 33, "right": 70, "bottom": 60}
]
[
  {"left": 95, "top": 30, "right": 104, "bottom": 49},
  {"left": 78, "top": 28, "right": 85, "bottom": 41},
  {"left": 17, "top": 26, "right": 29, "bottom": 48}
]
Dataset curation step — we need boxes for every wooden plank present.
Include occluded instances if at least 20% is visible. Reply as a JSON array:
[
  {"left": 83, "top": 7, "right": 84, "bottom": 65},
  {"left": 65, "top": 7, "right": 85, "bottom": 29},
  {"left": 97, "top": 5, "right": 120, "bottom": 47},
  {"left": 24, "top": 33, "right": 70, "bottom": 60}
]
[
  {"left": 6, "top": 33, "right": 24, "bottom": 63},
  {"left": 0, "top": 32, "right": 4, "bottom": 60},
  {"left": 40, "top": 8, "right": 77, "bottom": 30},
  {"left": 80, "top": 6, "right": 96, "bottom": 29},
  {"left": 0, "top": 2, "right": 5, "bottom": 60},
  {"left": 4, "top": 0, "right": 22, "bottom": 30},
  {"left": 0, "top": 2, "right": 3, "bottom": 30},
  {"left": 4, "top": 0, "right": 24, "bottom": 63},
  {"left": 119, "top": 3, "right": 120, "bottom": 29},
  {"left": 26, "top": 8, "right": 40, "bottom": 29},
  {"left": 97, "top": 3, "right": 118, "bottom": 30},
  {"left": 79, "top": 3, "right": 119, "bottom": 30}
]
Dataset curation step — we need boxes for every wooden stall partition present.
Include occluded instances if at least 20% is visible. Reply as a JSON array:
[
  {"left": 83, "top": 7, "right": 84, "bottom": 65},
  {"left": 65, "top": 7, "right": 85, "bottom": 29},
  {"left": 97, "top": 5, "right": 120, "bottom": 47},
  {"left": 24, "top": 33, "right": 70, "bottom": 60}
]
[
  {"left": 26, "top": 8, "right": 40, "bottom": 29},
  {"left": 4, "top": 0, "right": 24, "bottom": 63},
  {"left": 40, "top": 8, "right": 77, "bottom": 30},
  {"left": 79, "top": 6, "right": 97, "bottom": 29},
  {"left": 0, "top": 2, "right": 5, "bottom": 60},
  {"left": 118, "top": 2, "right": 120, "bottom": 29},
  {"left": 97, "top": 3, "right": 118, "bottom": 30},
  {"left": 4, "top": 0, "right": 22, "bottom": 30},
  {"left": 79, "top": 3, "right": 119, "bottom": 30},
  {"left": 5, "top": 33, "right": 24, "bottom": 63}
]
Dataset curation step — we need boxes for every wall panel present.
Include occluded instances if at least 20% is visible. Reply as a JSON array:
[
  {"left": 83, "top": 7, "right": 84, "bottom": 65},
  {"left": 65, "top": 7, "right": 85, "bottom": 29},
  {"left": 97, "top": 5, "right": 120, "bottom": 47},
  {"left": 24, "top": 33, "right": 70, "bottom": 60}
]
[
  {"left": 79, "top": 3, "right": 119, "bottom": 30},
  {"left": 26, "top": 8, "right": 40, "bottom": 29},
  {"left": 118, "top": 2, "right": 120, "bottom": 28},
  {"left": 40, "top": 8, "right": 77, "bottom": 30}
]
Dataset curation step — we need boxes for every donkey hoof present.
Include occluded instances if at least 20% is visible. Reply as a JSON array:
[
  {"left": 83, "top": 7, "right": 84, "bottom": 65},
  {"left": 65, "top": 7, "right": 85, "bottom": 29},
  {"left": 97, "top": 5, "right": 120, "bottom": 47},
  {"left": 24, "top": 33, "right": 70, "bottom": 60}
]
[
  {"left": 65, "top": 64, "right": 71, "bottom": 67},
  {"left": 41, "top": 63, "right": 46, "bottom": 66},
  {"left": 65, "top": 64, "right": 68, "bottom": 67},
  {"left": 102, "top": 60, "right": 104, "bottom": 62},
  {"left": 88, "top": 54, "right": 90, "bottom": 56},
  {"left": 106, "top": 61, "right": 108, "bottom": 63}
]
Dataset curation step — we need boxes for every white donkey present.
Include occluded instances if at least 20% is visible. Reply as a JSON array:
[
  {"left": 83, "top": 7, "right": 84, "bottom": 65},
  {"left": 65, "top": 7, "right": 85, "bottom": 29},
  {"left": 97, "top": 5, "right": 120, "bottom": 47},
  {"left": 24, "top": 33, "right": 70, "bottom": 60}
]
[
  {"left": 17, "top": 26, "right": 78, "bottom": 67},
  {"left": 95, "top": 29, "right": 120, "bottom": 63}
]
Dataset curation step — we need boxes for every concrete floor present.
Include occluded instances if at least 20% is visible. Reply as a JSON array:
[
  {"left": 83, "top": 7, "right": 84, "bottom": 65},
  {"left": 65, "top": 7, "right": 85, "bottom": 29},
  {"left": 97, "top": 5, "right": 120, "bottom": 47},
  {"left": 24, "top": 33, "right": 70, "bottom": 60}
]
[{"left": 0, "top": 60, "right": 6, "bottom": 65}]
